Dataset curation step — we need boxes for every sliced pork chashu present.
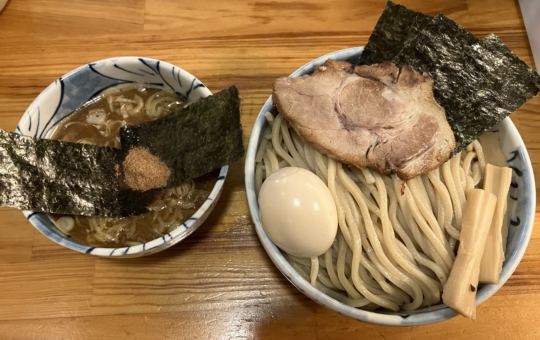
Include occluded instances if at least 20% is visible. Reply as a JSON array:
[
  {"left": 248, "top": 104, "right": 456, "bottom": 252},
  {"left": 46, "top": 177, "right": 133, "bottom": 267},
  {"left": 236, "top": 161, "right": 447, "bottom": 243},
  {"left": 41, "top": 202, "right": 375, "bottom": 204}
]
[{"left": 272, "top": 60, "right": 456, "bottom": 180}]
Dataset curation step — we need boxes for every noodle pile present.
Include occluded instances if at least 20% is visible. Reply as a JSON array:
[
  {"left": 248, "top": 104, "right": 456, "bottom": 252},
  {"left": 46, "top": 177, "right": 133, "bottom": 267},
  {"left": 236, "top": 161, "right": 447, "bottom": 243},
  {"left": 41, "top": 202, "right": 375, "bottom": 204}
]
[{"left": 255, "top": 112, "right": 486, "bottom": 311}]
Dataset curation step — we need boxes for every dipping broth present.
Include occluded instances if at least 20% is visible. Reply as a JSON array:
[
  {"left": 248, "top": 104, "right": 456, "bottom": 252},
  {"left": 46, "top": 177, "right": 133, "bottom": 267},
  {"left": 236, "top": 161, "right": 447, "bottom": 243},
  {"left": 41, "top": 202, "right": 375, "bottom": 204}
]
[{"left": 48, "top": 86, "right": 217, "bottom": 247}]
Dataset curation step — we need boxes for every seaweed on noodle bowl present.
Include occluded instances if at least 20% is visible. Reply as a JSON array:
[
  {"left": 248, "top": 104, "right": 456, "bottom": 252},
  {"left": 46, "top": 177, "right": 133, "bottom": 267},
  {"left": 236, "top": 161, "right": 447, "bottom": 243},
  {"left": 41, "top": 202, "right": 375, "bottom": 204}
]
[{"left": 47, "top": 86, "right": 217, "bottom": 248}]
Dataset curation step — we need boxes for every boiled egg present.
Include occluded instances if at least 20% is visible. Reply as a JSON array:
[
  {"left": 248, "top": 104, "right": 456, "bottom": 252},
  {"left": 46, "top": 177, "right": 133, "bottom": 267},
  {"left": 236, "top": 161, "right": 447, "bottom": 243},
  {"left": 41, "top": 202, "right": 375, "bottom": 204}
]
[{"left": 258, "top": 167, "right": 338, "bottom": 258}]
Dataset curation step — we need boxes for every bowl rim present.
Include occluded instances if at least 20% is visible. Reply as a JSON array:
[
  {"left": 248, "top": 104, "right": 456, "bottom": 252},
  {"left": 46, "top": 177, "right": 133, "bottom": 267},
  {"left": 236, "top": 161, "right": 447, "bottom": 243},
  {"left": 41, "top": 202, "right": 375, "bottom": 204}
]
[
  {"left": 18, "top": 56, "right": 227, "bottom": 257},
  {"left": 244, "top": 46, "right": 536, "bottom": 326}
]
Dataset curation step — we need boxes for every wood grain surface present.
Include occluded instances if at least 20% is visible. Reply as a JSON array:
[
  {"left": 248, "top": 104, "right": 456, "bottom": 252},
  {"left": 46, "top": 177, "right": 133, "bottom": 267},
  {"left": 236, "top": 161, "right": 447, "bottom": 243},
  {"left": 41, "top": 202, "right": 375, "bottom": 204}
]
[{"left": 0, "top": 0, "right": 539, "bottom": 339}]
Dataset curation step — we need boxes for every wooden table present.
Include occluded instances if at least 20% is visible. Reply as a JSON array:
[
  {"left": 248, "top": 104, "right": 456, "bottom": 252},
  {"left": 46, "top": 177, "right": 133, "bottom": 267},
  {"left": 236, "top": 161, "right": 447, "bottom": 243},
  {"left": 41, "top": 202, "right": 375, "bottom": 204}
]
[{"left": 0, "top": 0, "right": 539, "bottom": 339}]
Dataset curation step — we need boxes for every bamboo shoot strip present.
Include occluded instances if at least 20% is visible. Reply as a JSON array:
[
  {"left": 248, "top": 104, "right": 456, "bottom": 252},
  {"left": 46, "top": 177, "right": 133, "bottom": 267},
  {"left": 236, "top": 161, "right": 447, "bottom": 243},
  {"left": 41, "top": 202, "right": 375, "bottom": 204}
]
[
  {"left": 478, "top": 133, "right": 507, "bottom": 168},
  {"left": 442, "top": 189, "right": 496, "bottom": 319},
  {"left": 479, "top": 164, "right": 512, "bottom": 284},
  {"left": 120, "top": 86, "right": 244, "bottom": 188}
]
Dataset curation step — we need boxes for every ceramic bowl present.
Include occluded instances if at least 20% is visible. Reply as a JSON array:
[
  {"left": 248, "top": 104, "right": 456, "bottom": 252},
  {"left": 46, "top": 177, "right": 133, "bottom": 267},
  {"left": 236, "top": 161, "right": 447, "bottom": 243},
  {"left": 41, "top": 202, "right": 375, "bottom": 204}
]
[
  {"left": 244, "top": 47, "right": 536, "bottom": 325},
  {"left": 17, "top": 57, "right": 227, "bottom": 257}
]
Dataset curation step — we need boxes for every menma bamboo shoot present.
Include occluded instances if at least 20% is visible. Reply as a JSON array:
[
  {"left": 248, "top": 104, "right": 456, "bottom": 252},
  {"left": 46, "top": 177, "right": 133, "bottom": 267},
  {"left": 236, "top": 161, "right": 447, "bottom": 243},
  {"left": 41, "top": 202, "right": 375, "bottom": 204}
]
[
  {"left": 479, "top": 164, "right": 512, "bottom": 284},
  {"left": 442, "top": 189, "right": 497, "bottom": 319}
]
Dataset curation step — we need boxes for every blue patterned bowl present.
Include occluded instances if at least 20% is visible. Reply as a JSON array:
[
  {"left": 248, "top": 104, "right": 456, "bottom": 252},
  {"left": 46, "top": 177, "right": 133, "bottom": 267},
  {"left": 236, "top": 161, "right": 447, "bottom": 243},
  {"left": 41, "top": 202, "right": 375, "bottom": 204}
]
[
  {"left": 17, "top": 57, "right": 227, "bottom": 257},
  {"left": 244, "top": 47, "right": 536, "bottom": 325}
]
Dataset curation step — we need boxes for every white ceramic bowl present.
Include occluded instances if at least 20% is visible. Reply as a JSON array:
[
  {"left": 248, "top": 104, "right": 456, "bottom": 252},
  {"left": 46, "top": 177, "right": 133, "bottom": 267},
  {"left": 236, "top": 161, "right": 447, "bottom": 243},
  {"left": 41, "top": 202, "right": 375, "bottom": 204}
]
[
  {"left": 245, "top": 47, "right": 536, "bottom": 325},
  {"left": 17, "top": 57, "right": 227, "bottom": 257}
]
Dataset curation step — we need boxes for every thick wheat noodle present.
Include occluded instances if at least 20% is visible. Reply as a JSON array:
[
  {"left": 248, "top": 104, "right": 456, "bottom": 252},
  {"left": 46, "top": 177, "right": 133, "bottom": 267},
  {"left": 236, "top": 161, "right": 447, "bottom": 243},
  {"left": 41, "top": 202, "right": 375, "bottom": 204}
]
[
  {"left": 459, "top": 159, "right": 467, "bottom": 192},
  {"left": 392, "top": 195, "right": 423, "bottom": 251},
  {"left": 451, "top": 154, "right": 467, "bottom": 209},
  {"left": 271, "top": 114, "right": 298, "bottom": 167},
  {"left": 288, "top": 260, "right": 373, "bottom": 308},
  {"left": 395, "top": 241, "right": 415, "bottom": 263},
  {"left": 427, "top": 171, "right": 460, "bottom": 241},
  {"left": 334, "top": 233, "right": 366, "bottom": 299},
  {"left": 459, "top": 167, "right": 468, "bottom": 190},
  {"left": 373, "top": 173, "right": 437, "bottom": 309},
  {"left": 426, "top": 169, "right": 453, "bottom": 238},
  {"left": 415, "top": 175, "right": 434, "bottom": 211},
  {"left": 421, "top": 174, "right": 438, "bottom": 213},
  {"left": 462, "top": 151, "right": 477, "bottom": 176},
  {"left": 410, "top": 177, "right": 447, "bottom": 245},
  {"left": 255, "top": 135, "right": 269, "bottom": 163},
  {"left": 379, "top": 175, "right": 445, "bottom": 282},
  {"left": 290, "top": 129, "right": 308, "bottom": 168},
  {"left": 315, "top": 267, "right": 337, "bottom": 290},
  {"left": 352, "top": 182, "right": 383, "bottom": 218},
  {"left": 335, "top": 174, "right": 408, "bottom": 301},
  {"left": 434, "top": 179, "right": 447, "bottom": 238},
  {"left": 303, "top": 141, "right": 317, "bottom": 171},
  {"left": 262, "top": 153, "right": 272, "bottom": 180},
  {"left": 392, "top": 175, "right": 432, "bottom": 256},
  {"left": 385, "top": 181, "right": 448, "bottom": 286},
  {"left": 394, "top": 176, "right": 430, "bottom": 252},
  {"left": 465, "top": 174, "right": 475, "bottom": 194},
  {"left": 264, "top": 111, "right": 275, "bottom": 128},
  {"left": 373, "top": 223, "right": 394, "bottom": 262},
  {"left": 324, "top": 248, "right": 345, "bottom": 291},
  {"left": 350, "top": 168, "right": 383, "bottom": 215},
  {"left": 331, "top": 184, "right": 355, "bottom": 254},
  {"left": 441, "top": 161, "right": 463, "bottom": 229},
  {"left": 341, "top": 190, "right": 411, "bottom": 302},
  {"left": 289, "top": 255, "right": 336, "bottom": 288},
  {"left": 336, "top": 161, "right": 425, "bottom": 310},
  {"left": 255, "top": 163, "right": 263, "bottom": 195},
  {"left": 360, "top": 184, "right": 383, "bottom": 215},
  {"left": 328, "top": 161, "right": 403, "bottom": 310},
  {"left": 341, "top": 239, "right": 393, "bottom": 295},
  {"left": 310, "top": 256, "right": 319, "bottom": 285},
  {"left": 334, "top": 168, "right": 395, "bottom": 296},
  {"left": 314, "top": 151, "right": 329, "bottom": 183},
  {"left": 460, "top": 152, "right": 479, "bottom": 193},
  {"left": 280, "top": 119, "right": 309, "bottom": 169},
  {"left": 473, "top": 140, "right": 486, "bottom": 175},
  {"left": 361, "top": 168, "right": 376, "bottom": 184},
  {"left": 408, "top": 178, "right": 454, "bottom": 260},
  {"left": 265, "top": 146, "right": 280, "bottom": 173},
  {"left": 371, "top": 171, "right": 441, "bottom": 307},
  {"left": 410, "top": 209, "right": 451, "bottom": 275},
  {"left": 472, "top": 162, "right": 482, "bottom": 185},
  {"left": 340, "top": 181, "right": 405, "bottom": 295},
  {"left": 403, "top": 185, "right": 454, "bottom": 271}
]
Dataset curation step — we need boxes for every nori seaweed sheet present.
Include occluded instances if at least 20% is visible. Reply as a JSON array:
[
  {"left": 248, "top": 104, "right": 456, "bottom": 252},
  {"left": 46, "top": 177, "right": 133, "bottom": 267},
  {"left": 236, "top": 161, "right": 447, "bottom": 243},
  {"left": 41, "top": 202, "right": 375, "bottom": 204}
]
[
  {"left": 0, "top": 129, "right": 151, "bottom": 217},
  {"left": 391, "top": 14, "right": 480, "bottom": 150},
  {"left": 120, "top": 85, "right": 244, "bottom": 188},
  {"left": 358, "top": 1, "right": 433, "bottom": 65},
  {"left": 392, "top": 15, "right": 540, "bottom": 151},
  {"left": 465, "top": 33, "right": 540, "bottom": 120}
]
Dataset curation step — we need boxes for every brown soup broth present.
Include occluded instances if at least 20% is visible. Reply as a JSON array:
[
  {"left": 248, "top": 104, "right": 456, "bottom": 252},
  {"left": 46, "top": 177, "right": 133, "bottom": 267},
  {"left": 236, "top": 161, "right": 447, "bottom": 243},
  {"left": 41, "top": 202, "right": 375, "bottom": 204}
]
[{"left": 49, "top": 86, "right": 218, "bottom": 248}]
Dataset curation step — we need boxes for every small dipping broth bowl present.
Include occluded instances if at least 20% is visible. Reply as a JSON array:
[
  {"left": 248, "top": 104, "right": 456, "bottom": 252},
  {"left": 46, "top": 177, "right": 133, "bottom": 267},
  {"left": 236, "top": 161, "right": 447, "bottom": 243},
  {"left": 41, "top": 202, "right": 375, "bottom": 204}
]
[
  {"left": 244, "top": 47, "right": 536, "bottom": 325},
  {"left": 17, "top": 57, "right": 226, "bottom": 257}
]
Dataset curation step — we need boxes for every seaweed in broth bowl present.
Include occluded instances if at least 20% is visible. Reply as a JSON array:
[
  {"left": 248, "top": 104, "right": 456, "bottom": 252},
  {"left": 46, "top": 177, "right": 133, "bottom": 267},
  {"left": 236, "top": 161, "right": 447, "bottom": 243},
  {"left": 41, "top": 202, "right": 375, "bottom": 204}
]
[{"left": 47, "top": 85, "right": 219, "bottom": 248}]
